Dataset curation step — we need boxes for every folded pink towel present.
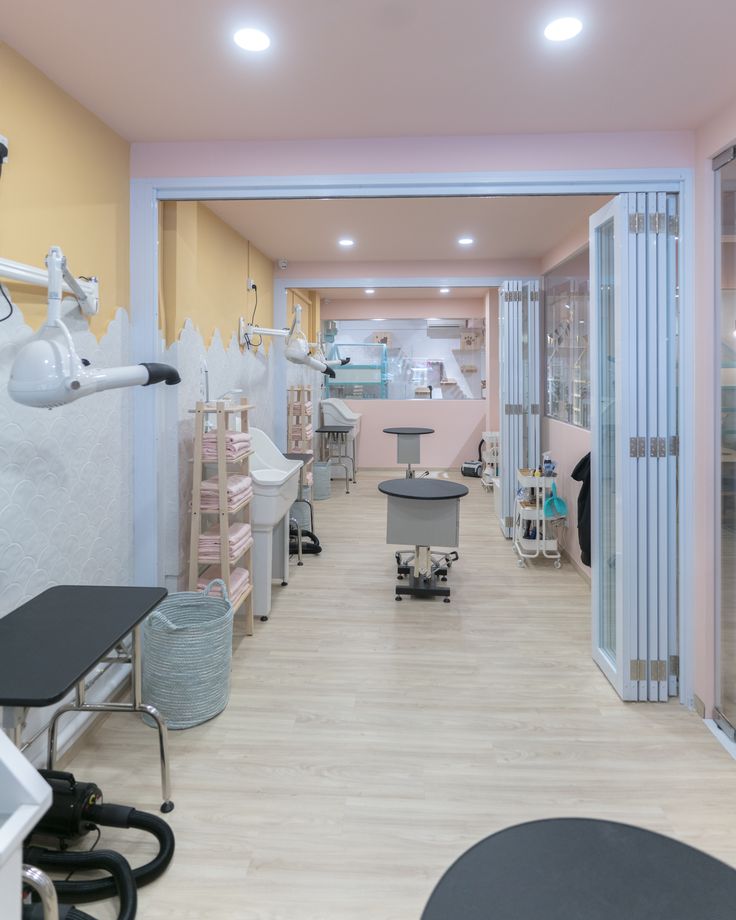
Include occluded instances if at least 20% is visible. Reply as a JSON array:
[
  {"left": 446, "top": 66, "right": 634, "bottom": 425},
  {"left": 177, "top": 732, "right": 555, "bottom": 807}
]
[
  {"left": 201, "top": 475, "right": 252, "bottom": 497},
  {"left": 198, "top": 523, "right": 253, "bottom": 562},
  {"left": 198, "top": 566, "right": 251, "bottom": 603},
  {"left": 200, "top": 487, "right": 253, "bottom": 511},
  {"left": 202, "top": 431, "right": 252, "bottom": 460}
]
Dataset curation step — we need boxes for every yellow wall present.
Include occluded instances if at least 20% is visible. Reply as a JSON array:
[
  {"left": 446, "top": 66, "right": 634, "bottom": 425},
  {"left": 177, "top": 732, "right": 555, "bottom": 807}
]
[
  {"left": 160, "top": 202, "right": 274, "bottom": 347},
  {"left": 0, "top": 44, "right": 130, "bottom": 335},
  {"left": 287, "top": 288, "right": 320, "bottom": 342}
]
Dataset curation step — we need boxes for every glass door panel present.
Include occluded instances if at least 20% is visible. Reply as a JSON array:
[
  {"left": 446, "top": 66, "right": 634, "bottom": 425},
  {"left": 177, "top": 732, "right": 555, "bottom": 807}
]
[
  {"left": 596, "top": 216, "right": 617, "bottom": 662},
  {"left": 717, "top": 156, "right": 736, "bottom": 735}
]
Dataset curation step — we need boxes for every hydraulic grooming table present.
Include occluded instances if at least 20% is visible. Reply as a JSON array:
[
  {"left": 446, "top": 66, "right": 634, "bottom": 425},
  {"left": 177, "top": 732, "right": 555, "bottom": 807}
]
[
  {"left": 378, "top": 478, "right": 468, "bottom": 602},
  {"left": 382, "top": 427, "right": 435, "bottom": 477},
  {"left": 0, "top": 585, "right": 174, "bottom": 812}
]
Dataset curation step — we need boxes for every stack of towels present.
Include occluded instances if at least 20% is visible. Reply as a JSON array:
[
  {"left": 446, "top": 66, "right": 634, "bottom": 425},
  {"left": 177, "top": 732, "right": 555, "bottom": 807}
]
[
  {"left": 202, "top": 429, "right": 252, "bottom": 461},
  {"left": 290, "top": 423, "right": 313, "bottom": 439},
  {"left": 197, "top": 566, "right": 251, "bottom": 607},
  {"left": 198, "top": 522, "right": 253, "bottom": 563},
  {"left": 200, "top": 474, "right": 253, "bottom": 511}
]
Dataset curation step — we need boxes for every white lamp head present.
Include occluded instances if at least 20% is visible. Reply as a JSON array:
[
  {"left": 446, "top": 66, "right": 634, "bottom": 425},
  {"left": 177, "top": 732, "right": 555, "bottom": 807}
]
[
  {"left": 284, "top": 334, "right": 336, "bottom": 378},
  {"left": 8, "top": 324, "right": 181, "bottom": 409}
]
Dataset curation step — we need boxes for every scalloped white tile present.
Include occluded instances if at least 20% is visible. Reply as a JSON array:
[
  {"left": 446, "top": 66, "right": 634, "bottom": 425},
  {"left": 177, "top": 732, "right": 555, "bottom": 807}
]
[{"left": 0, "top": 306, "right": 134, "bottom": 621}]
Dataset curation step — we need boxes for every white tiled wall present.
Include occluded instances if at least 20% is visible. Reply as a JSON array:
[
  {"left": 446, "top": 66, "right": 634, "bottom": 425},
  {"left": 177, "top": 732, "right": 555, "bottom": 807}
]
[
  {"left": 0, "top": 299, "right": 135, "bottom": 761},
  {"left": 0, "top": 304, "right": 135, "bottom": 619}
]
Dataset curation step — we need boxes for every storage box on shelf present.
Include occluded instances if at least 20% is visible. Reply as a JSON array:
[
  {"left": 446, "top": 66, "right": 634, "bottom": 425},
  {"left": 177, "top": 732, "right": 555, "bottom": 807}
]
[
  {"left": 188, "top": 398, "right": 255, "bottom": 635},
  {"left": 512, "top": 468, "right": 566, "bottom": 568}
]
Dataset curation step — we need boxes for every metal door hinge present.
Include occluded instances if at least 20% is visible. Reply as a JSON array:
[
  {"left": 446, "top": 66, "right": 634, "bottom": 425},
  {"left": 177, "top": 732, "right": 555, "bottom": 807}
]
[
  {"left": 529, "top": 290, "right": 539, "bottom": 303},
  {"left": 504, "top": 516, "right": 514, "bottom": 529},
  {"left": 503, "top": 290, "right": 522, "bottom": 303},
  {"left": 630, "top": 437, "right": 646, "bottom": 458},
  {"left": 650, "top": 437, "right": 659, "bottom": 458},
  {"left": 650, "top": 213, "right": 666, "bottom": 234},
  {"left": 668, "top": 214, "right": 679, "bottom": 236},
  {"left": 630, "top": 659, "right": 647, "bottom": 681},
  {"left": 530, "top": 404, "right": 540, "bottom": 415},
  {"left": 629, "top": 213, "right": 645, "bottom": 233},
  {"left": 651, "top": 660, "right": 668, "bottom": 682},
  {"left": 669, "top": 655, "right": 680, "bottom": 678},
  {"left": 669, "top": 436, "right": 679, "bottom": 457},
  {"left": 504, "top": 404, "right": 523, "bottom": 415}
]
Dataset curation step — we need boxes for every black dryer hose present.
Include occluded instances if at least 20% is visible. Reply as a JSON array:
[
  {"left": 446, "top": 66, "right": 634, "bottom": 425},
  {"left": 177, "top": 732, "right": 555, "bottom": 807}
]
[
  {"left": 25, "top": 804, "right": 174, "bottom": 906},
  {"left": 24, "top": 848, "right": 137, "bottom": 920}
]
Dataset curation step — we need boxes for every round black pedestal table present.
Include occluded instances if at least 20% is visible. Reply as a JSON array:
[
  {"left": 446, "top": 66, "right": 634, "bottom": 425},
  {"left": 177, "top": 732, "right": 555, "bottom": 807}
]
[
  {"left": 421, "top": 819, "right": 736, "bottom": 920},
  {"left": 382, "top": 427, "right": 436, "bottom": 436},
  {"left": 378, "top": 478, "right": 469, "bottom": 500}
]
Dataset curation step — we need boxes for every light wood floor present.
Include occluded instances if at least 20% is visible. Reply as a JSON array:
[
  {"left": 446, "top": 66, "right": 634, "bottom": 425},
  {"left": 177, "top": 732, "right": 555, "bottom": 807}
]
[{"left": 68, "top": 471, "right": 736, "bottom": 919}]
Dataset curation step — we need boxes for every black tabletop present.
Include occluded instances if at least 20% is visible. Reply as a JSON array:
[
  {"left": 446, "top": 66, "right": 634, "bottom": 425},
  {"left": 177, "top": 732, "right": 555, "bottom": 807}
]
[
  {"left": 315, "top": 426, "right": 351, "bottom": 433},
  {"left": 0, "top": 585, "right": 167, "bottom": 706},
  {"left": 378, "top": 478, "right": 469, "bottom": 500},
  {"left": 383, "top": 427, "right": 435, "bottom": 436},
  {"left": 421, "top": 818, "right": 736, "bottom": 920},
  {"left": 283, "top": 452, "right": 311, "bottom": 462}
]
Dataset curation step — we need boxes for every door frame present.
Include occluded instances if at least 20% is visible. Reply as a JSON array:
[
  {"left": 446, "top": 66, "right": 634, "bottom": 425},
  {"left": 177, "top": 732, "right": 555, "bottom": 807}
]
[{"left": 130, "top": 166, "right": 694, "bottom": 706}]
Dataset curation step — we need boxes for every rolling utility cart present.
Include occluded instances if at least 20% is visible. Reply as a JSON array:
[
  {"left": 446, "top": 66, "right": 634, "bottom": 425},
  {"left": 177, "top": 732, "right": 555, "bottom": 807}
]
[{"left": 512, "top": 469, "right": 566, "bottom": 568}]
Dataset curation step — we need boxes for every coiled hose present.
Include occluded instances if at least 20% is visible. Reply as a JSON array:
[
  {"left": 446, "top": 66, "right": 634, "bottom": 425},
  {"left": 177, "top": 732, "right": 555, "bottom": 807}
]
[
  {"left": 30, "top": 804, "right": 175, "bottom": 904},
  {"left": 23, "top": 848, "right": 137, "bottom": 920}
]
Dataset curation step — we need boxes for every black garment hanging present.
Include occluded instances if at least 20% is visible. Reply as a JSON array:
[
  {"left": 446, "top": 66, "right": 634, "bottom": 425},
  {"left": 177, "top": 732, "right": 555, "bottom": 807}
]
[{"left": 571, "top": 452, "right": 591, "bottom": 567}]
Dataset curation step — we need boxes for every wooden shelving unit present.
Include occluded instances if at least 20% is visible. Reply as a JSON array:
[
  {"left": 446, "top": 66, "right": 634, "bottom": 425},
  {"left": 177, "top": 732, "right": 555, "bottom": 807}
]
[
  {"left": 188, "top": 398, "right": 255, "bottom": 635},
  {"left": 287, "top": 385, "right": 314, "bottom": 488}
]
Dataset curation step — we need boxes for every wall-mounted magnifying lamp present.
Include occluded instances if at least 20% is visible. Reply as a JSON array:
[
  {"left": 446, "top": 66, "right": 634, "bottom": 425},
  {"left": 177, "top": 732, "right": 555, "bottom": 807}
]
[
  {"left": 3, "top": 246, "right": 180, "bottom": 408},
  {"left": 241, "top": 304, "right": 349, "bottom": 378}
]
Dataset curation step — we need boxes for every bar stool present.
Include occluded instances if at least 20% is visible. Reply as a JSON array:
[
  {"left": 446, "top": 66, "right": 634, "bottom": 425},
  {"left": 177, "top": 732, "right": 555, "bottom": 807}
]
[
  {"left": 382, "top": 427, "right": 435, "bottom": 478},
  {"left": 315, "top": 426, "right": 352, "bottom": 494}
]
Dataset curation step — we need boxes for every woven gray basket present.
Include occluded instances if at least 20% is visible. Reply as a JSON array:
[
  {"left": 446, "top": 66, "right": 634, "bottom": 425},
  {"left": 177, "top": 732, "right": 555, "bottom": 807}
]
[
  {"left": 142, "top": 580, "right": 234, "bottom": 730},
  {"left": 313, "top": 461, "right": 332, "bottom": 500}
]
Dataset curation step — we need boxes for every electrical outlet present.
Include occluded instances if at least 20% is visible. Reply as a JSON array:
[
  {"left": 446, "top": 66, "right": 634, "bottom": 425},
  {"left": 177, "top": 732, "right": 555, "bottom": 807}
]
[{"left": 247, "top": 278, "right": 256, "bottom": 292}]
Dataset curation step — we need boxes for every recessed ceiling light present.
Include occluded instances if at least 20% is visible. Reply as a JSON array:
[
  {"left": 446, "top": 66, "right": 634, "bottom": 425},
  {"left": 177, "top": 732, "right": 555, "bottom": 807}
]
[
  {"left": 544, "top": 17, "right": 583, "bottom": 41},
  {"left": 233, "top": 28, "right": 271, "bottom": 52},
  {"left": 365, "top": 288, "right": 375, "bottom": 294},
  {"left": 439, "top": 288, "right": 451, "bottom": 294},
  {"left": 458, "top": 237, "right": 474, "bottom": 246},
  {"left": 338, "top": 238, "right": 355, "bottom": 247}
]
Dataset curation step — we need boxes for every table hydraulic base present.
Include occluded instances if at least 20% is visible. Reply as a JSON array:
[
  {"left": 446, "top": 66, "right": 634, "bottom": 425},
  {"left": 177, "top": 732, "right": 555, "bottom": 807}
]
[{"left": 394, "top": 547, "right": 458, "bottom": 603}]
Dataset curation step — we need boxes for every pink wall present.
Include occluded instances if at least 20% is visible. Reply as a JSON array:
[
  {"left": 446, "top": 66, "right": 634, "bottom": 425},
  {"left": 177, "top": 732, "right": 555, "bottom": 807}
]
[
  {"left": 348, "top": 399, "right": 486, "bottom": 469},
  {"left": 321, "top": 298, "right": 485, "bottom": 320},
  {"left": 542, "top": 418, "right": 591, "bottom": 577},
  {"left": 280, "top": 258, "right": 539, "bottom": 280},
  {"left": 131, "top": 126, "right": 716, "bottom": 705},
  {"left": 131, "top": 132, "right": 694, "bottom": 178}
]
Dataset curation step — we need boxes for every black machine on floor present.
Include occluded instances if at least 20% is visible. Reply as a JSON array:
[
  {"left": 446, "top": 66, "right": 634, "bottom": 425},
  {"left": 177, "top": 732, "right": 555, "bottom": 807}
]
[
  {"left": 23, "top": 770, "right": 175, "bottom": 920},
  {"left": 289, "top": 522, "right": 322, "bottom": 557}
]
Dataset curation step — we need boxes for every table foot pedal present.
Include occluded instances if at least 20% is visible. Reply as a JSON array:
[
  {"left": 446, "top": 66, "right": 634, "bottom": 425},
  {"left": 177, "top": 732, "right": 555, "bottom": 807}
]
[{"left": 394, "top": 574, "right": 451, "bottom": 601}]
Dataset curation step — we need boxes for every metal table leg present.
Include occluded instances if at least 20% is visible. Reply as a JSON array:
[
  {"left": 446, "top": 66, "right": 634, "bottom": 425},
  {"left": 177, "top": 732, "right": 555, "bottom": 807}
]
[{"left": 46, "top": 626, "right": 174, "bottom": 813}]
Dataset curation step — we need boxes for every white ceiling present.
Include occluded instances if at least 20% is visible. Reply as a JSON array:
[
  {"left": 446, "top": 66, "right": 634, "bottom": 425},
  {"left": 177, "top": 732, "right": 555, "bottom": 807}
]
[
  {"left": 206, "top": 195, "right": 608, "bottom": 263},
  {"left": 2, "top": 0, "right": 736, "bottom": 141}
]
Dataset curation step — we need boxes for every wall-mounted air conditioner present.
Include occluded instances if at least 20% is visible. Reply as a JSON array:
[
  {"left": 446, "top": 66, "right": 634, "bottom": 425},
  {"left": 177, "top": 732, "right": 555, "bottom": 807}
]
[{"left": 426, "top": 318, "right": 466, "bottom": 338}]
